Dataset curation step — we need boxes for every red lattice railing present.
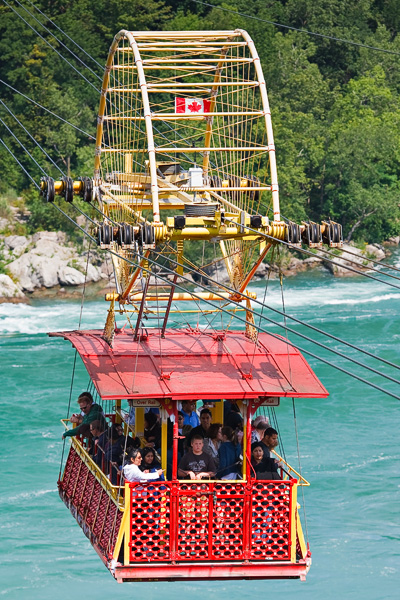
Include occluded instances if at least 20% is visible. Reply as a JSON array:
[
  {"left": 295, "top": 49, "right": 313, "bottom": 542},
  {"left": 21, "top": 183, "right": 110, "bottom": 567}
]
[
  {"left": 60, "top": 446, "right": 122, "bottom": 558},
  {"left": 128, "top": 480, "right": 293, "bottom": 562}
]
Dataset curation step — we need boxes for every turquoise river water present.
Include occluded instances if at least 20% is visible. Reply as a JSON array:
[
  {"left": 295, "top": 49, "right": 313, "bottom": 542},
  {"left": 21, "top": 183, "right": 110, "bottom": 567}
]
[{"left": 1, "top": 254, "right": 399, "bottom": 599}]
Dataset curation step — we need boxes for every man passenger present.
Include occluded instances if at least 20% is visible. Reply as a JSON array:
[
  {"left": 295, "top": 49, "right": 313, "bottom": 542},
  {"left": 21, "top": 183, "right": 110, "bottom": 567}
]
[
  {"left": 178, "top": 435, "right": 216, "bottom": 480},
  {"left": 252, "top": 427, "right": 279, "bottom": 459},
  {"left": 181, "top": 400, "right": 200, "bottom": 428},
  {"left": 186, "top": 408, "right": 212, "bottom": 447},
  {"left": 62, "top": 393, "right": 104, "bottom": 439}
]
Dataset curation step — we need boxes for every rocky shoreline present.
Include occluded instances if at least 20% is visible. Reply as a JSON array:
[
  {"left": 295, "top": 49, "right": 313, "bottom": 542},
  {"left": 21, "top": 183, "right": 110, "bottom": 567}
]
[{"left": 0, "top": 229, "right": 398, "bottom": 304}]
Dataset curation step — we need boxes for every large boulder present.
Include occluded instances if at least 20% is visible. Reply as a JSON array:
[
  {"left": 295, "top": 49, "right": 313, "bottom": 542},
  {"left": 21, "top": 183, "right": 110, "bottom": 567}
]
[
  {"left": 323, "top": 244, "right": 374, "bottom": 276},
  {"left": 58, "top": 266, "right": 86, "bottom": 286},
  {"left": 3, "top": 235, "right": 31, "bottom": 258},
  {"left": 8, "top": 253, "right": 62, "bottom": 291},
  {"left": 0, "top": 274, "right": 26, "bottom": 301}
]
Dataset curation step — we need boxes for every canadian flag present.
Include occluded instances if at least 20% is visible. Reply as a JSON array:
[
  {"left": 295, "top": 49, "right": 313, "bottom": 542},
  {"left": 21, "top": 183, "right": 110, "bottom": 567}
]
[{"left": 175, "top": 97, "right": 212, "bottom": 114}]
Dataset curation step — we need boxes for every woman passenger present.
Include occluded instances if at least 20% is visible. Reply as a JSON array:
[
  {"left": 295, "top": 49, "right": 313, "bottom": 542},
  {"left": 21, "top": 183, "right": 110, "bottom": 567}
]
[
  {"left": 140, "top": 446, "right": 161, "bottom": 471},
  {"left": 203, "top": 423, "right": 222, "bottom": 469},
  {"left": 123, "top": 449, "right": 163, "bottom": 482},
  {"left": 251, "top": 442, "right": 280, "bottom": 480},
  {"left": 217, "top": 426, "right": 242, "bottom": 480}
]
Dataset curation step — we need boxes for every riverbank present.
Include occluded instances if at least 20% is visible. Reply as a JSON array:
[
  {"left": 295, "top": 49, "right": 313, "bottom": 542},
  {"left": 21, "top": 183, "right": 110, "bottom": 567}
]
[{"left": 0, "top": 228, "right": 398, "bottom": 303}]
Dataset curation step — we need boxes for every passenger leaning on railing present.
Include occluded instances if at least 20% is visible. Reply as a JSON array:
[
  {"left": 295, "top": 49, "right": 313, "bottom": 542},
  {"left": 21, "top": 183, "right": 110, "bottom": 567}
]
[
  {"left": 123, "top": 449, "right": 163, "bottom": 483},
  {"left": 62, "top": 392, "right": 104, "bottom": 440},
  {"left": 178, "top": 435, "right": 216, "bottom": 480}
]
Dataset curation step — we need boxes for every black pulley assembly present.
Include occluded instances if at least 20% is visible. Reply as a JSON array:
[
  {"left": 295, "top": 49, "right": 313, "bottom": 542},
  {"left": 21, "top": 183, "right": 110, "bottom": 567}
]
[
  {"left": 97, "top": 223, "right": 113, "bottom": 247},
  {"left": 302, "top": 221, "right": 322, "bottom": 247},
  {"left": 40, "top": 176, "right": 55, "bottom": 203},
  {"left": 62, "top": 176, "right": 74, "bottom": 203},
  {"left": 322, "top": 220, "right": 343, "bottom": 247},
  {"left": 286, "top": 221, "right": 302, "bottom": 247}
]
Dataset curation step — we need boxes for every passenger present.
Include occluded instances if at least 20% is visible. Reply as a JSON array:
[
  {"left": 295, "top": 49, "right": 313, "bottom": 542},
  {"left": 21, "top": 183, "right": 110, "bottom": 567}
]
[
  {"left": 251, "top": 443, "right": 280, "bottom": 480},
  {"left": 144, "top": 411, "right": 161, "bottom": 449},
  {"left": 252, "top": 426, "right": 279, "bottom": 459},
  {"left": 203, "top": 423, "right": 222, "bottom": 469},
  {"left": 181, "top": 400, "right": 200, "bottom": 428},
  {"left": 122, "top": 398, "right": 135, "bottom": 427},
  {"left": 63, "top": 393, "right": 104, "bottom": 439},
  {"left": 186, "top": 407, "right": 212, "bottom": 447},
  {"left": 225, "top": 402, "right": 243, "bottom": 430},
  {"left": 105, "top": 423, "right": 125, "bottom": 464},
  {"left": 123, "top": 449, "right": 163, "bottom": 482},
  {"left": 251, "top": 420, "right": 269, "bottom": 444},
  {"left": 217, "top": 426, "right": 242, "bottom": 480},
  {"left": 140, "top": 447, "right": 161, "bottom": 471},
  {"left": 178, "top": 435, "right": 216, "bottom": 480},
  {"left": 89, "top": 418, "right": 109, "bottom": 466}
]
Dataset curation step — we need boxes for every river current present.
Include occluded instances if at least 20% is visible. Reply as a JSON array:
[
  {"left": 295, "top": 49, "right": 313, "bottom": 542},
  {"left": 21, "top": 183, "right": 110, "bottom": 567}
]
[{"left": 1, "top": 253, "right": 399, "bottom": 600}]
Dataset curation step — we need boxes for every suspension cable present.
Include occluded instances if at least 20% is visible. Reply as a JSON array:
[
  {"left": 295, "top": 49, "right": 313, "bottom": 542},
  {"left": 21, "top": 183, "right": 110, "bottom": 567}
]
[
  {"left": 322, "top": 244, "right": 400, "bottom": 276},
  {"left": 191, "top": 0, "right": 400, "bottom": 57},
  {"left": 2, "top": 0, "right": 100, "bottom": 93},
  {"left": 0, "top": 116, "right": 47, "bottom": 175},
  {"left": 224, "top": 218, "right": 400, "bottom": 292},
  {"left": 0, "top": 98, "right": 65, "bottom": 176},
  {"left": 0, "top": 79, "right": 96, "bottom": 139},
  {"left": 310, "top": 242, "right": 400, "bottom": 283},
  {"left": 0, "top": 136, "right": 40, "bottom": 189}
]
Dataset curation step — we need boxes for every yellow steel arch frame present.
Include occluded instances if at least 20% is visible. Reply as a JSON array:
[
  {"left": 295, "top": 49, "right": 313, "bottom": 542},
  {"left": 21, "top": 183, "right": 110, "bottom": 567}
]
[{"left": 94, "top": 29, "right": 281, "bottom": 225}]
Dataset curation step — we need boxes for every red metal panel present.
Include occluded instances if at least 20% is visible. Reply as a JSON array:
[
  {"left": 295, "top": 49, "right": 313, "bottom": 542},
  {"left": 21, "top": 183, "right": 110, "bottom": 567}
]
[
  {"left": 59, "top": 447, "right": 122, "bottom": 559},
  {"left": 129, "top": 483, "right": 171, "bottom": 562},
  {"left": 250, "top": 481, "right": 290, "bottom": 560},
  {"left": 49, "top": 329, "right": 328, "bottom": 401},
  {"left": 127, "top": 480, "right": 292, "bottom": 563}
]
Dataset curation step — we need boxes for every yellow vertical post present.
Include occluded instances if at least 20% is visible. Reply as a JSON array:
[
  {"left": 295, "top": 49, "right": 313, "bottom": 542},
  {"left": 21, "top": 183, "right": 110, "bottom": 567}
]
[
  {"left": 160, "top": 407, "right": 168, "bottom": 473},
  {"left": 237, "top": 400, "right": 247, "bottom": 480},
  {"left": 136, "top": 407, "right": 145, "bottom": 437},
  {"left": 115, "top": 398, "right": 122, "bottom": 424},
  {"left": 213, "top": 400, "right": 224, "bottom": 425},
  {"left": 290, "top": 482, "right": 298, "bottom": 563},
  {"left": 124, "top": 482, "right": 131, "bottom": 565}
]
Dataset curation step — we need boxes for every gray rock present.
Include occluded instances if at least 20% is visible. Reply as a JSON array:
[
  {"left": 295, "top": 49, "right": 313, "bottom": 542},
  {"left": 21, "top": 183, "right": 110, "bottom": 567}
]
[
  {"left": 0, "top": 218, "right": 9, "bottom": 231},
  {"left": 387, "top": 236, "right": 400, "bottom": 245},
  {"left": 4, "top": 235, "right": 31, "bottom": 257},
  {"left": 0, "top": 274, "right": 26, "bottom": 300},
  {"left": 58, "top": 266, "right": 86, "bottom": 286},
  {"left": 32, "top": 231, "right": 67, "bottom": 245},
  {"left": 8, "top": 253, "right": 62, "bottom": 291},
  {"left": 364, "top": 244, "right": 385, "bottom": 261}
]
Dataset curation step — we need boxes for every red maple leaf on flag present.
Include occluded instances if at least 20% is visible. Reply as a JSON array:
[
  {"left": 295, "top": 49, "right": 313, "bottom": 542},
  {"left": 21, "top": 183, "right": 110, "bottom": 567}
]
[{"left": 188, "top": 101, "right": 202, "bottom": 113}]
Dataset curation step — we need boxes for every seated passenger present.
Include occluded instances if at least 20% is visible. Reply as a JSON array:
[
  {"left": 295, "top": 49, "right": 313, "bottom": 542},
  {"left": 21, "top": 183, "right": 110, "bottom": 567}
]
[
  {"left": 181, "top": 400, "right": 200, "bottom": 428},
  {"left": 178, "top": 435, "right": 216, "bottom": 480},
  {"left": 203, "top": 423, "right": 222, "bottom": 469},
  {"left": 186, "top": 407, "right": 212, "bottom": 447},
  {"left": 140, "top": 447, "right": 161, "bottom": 471},
  {"left": 217, "top": 426, "right": 242, "bottom": 480},
  {"left": 144, "top": 411, "right": 161, "bottom": 449},
  {"left": 122, "top": 398, "right": 135, "bottom": 427},
  {"left": 63, "top": 392, "right": 104, "bottom": 439},
  {"left": 251, "top": 443, "right": 280, "bottom": 480},
  {"left": 123, "top": 449, "right": 163, "bottom": 483},
  {"left": 251, "top": 416, "right": 269, "bottom": 443},
  {"left": 89, "top": 418, "right": 109, "bottom": 467}
]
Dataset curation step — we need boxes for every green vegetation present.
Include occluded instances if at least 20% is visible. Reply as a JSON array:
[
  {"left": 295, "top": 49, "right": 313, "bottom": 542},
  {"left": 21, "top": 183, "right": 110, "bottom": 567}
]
[{"left": 1, "top": 0, "right": 399, "bottom": 242}]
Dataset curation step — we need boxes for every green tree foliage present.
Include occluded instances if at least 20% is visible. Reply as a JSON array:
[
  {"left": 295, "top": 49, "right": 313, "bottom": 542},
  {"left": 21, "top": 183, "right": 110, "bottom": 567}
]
[{"left": 0, "top": 0, "right": 399, "bottom": 242}]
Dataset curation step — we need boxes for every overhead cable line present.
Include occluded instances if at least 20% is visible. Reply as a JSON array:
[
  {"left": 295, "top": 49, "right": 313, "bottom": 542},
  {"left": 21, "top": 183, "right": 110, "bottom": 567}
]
[
  {"left": 0, "top": 136, "right": 40, "bottom": 189},
  {"left": 0, "top": 98, "right": 65, "bottom": 176},
  {"left": 24, "top": 0, "right": 105, "bottom": 70},
  {"left": 77, "top": 197, "right": 400, "bottom": 374},
  {"left": 2, "top": 0, "right": 100, "bottom": 93},
  {"left": 308, "top": 243, "right": 400, "bottom": 283},
  {"left": 13, "top": 0, "right": 103, "bottom": 82},
  {"left": 324, "top": 244, "right": 400, "bottom": 275},
  {"left": 0, "top": 116, "right": 47, "bottom": 176},
  {"left": 224, "top": 218, "right": 400, "bottom": 292},
  {"left": 191, "top": 0, "right": 400, "bottom": 57},
  {"left": 0, "top": 79, "right": 96, "bottom": 140}
]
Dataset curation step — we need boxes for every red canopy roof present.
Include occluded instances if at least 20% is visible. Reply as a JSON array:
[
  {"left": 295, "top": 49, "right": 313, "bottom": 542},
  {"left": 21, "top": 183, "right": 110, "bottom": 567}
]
[{"left": 49, "top": 328, "right": 328, "bottom": 401}]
